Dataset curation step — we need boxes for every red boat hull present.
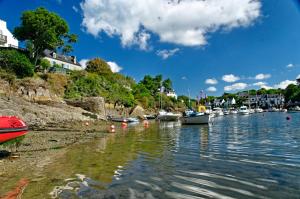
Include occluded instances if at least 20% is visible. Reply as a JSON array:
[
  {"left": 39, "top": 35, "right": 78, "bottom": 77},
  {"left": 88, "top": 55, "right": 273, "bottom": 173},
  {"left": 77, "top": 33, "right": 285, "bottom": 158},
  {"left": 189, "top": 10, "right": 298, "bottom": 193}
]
[
  {"left": 0, "top": 116, "right": 28, "bottom": 144},
  {"left": 0, "top": 131, "right": 27, "bottom": 143}
]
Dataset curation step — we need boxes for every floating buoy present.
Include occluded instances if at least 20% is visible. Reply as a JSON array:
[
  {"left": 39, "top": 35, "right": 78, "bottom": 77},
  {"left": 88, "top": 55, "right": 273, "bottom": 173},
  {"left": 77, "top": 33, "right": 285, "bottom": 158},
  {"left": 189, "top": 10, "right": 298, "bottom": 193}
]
[
  {"left": 110, "top": 124, "right": 115, "bottom": 129},
  {"left": 286, "top": 116, "right": 291, "bottom": 121},
  {"left": 85, "top": 122, "right": 89, "bottom": 126},
  {"left": 144, "top": 120, "right": 149, "bottom": 128},
  {"left": 121, "top": 122, "right": 128, "bottom": 128}
]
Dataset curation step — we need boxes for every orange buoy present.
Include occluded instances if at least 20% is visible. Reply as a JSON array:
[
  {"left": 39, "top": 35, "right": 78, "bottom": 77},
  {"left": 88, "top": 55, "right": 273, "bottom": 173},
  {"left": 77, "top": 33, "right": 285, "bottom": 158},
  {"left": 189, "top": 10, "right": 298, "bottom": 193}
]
[
  {"left": 121, "top": 122, "right": 128, "bottom": 128},
  {"left": 143, "top": 120, "right": 149, "bottom": 128}
]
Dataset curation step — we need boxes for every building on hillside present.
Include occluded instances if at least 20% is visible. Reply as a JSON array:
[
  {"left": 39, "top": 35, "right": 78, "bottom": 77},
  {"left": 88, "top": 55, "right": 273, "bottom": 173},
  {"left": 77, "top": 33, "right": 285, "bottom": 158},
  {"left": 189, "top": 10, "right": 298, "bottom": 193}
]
[
  {"left": 245, "top": 94, "right": 284, "bottom": 108},
  {"left": 43, "top": 49, "right": 83, "bottom": 71},
  {"left": 165, "top": 90, "right": 178, "bottom": 99},
  {"left": 0, "top": 19, "right": 18, "bottom": 48}
]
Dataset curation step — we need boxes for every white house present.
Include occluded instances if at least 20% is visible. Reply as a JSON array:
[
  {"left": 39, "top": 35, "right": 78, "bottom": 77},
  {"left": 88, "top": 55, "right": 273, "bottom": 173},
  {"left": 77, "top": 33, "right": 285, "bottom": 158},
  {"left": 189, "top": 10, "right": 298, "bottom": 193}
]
[
  {"left": 43, "top": 49, "right": 83, "bottom": 71},
  {"left": 166, "top": 90, "right": 178, "bottom": 99},
  {"left": 0, "top": 19, "right": 18, "bottom": 48}
]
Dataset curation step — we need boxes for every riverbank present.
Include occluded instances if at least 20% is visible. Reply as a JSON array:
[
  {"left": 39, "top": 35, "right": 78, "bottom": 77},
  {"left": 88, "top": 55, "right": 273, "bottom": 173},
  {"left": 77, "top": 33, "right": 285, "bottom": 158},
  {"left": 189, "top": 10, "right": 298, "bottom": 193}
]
[{"left": 0, "top": 120, "right": 114, "bottom": 197}]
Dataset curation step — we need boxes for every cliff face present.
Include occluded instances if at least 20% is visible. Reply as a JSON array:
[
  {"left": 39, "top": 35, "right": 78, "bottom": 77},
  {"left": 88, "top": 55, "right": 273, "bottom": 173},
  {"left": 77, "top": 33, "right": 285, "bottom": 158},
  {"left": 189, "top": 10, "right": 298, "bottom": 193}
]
[{"left": 0, "top": 78, "right": 107, "bottom": 128}]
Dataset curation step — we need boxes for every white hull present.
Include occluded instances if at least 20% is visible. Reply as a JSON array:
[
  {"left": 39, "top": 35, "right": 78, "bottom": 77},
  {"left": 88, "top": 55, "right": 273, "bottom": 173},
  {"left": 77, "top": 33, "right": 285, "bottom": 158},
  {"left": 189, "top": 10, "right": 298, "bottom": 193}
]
[
  {"left": 181, "top": 114, "right": 210, "bottom": 124},
  {"left": 239, "top": 111, "right": 249, "bottom": 115}
]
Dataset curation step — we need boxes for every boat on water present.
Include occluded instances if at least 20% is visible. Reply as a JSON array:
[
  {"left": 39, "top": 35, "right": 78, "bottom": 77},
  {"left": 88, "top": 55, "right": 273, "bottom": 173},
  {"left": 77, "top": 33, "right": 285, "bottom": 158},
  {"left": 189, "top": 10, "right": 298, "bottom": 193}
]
[
  {"left": 107, "top": 116, "right": 139, "bottom": 123},
  {"left": 156, "top": 110, "right": 181, "bottom": 121},
  {"left": 181, "top": 110, "right": 211, "bottom": 125},
  {"left": 249, "top": 109, "right": 255, "bottom": 114},
  {"left": 213, "top": 107, "right": 224, "bottom": 116},
  {"left": 288, "top": 106, "right": 300, "bottom": 112},
  {"left": 255, "top": 108, "right": 264, "bottom": 113},
  {"left": 229, "top": 108, "right": 238, "bottom": 114},
  {"left": 223, "top": 110, "right": 230, "bottom": 115},
  {"left": 239, "top": 106, "right": 250, "bottom": 115},
  {"left": 143, "top": 114, "right": 156, "bottom": 120},
  {"left": 0, "top": 116, "right": 28, "bottom": 144}
]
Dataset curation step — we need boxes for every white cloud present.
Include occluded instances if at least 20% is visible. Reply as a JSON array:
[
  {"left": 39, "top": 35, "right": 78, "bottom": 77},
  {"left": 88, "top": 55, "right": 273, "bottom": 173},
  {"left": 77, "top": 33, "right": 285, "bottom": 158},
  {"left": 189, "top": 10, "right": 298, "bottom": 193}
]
[
  {"left": 286, "top": 63, "right": 294, "bottom": 68},
  {"left": 206, "top": 86, "right": 217, "bottom": 92},
  {"left": 107, "top": 61, "right": 123, "bottom": 73},
  {"left": 79, "top": 59, "right": 89, "bottom": 69},
  {"left": 156, "top": 48, "right": 180, "bottom": 59},
  {"left": 297, "top": 74, "right": 300, "bottom": 79},
  {"left": 222, "top": 74, "right": 240, "bottom": 83},
  {"left": 72, "top": 5, "right": 79, "bottom": 13},
  {"left": 253, "top": 81, "right": 267, "bottom": 87},
  {"left": 224, "top": 83, "right": 248, "bottom": 91},
  {"left": 205, "top": 78, "right": 218, "bottom": 85},
  {"left": 181, "top": 76, "right": 187, "bottom": 80},
  {"left": 80, "top": 0, "right": 261, "bottom": 49},
  {"left": 253, "top": 82, "right": 273, "bottom": 89},
  {"left": 261, "top": 85, "right": 273, "bottom": 90},
  {"left": 255, "top": 73, "right": 271, "bottom": 80},
  {"left": 274, "top": 80, "right": 297, "bottom": 89}
]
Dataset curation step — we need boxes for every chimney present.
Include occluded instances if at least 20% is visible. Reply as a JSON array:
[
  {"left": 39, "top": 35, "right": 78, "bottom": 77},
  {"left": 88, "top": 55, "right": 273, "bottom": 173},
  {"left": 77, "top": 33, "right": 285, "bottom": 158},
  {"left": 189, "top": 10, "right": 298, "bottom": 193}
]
[{"left": 71, "top": 56, "right": 76, "bottom": 64}]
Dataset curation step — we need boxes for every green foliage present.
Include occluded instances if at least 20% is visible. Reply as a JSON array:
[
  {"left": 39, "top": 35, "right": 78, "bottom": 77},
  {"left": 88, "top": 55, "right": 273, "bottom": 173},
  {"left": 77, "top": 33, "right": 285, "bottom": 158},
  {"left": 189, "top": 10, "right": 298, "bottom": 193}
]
[
  {"left": 284, "top": 84, "right": 300, "bottom": 102},
  {"left": 13, "top": 7, "right": 77, "bottom": 65},
  {"left": 0, "top": 69, "right": 16, "bottom": 84},
  {"left": 162, "top": 78, "right": 173, "bottom": 91},
  {"left": 39, "top": 58, "right": 51, "bottom": 70},
  {"left": 85, "top": 58, "right": 112, "bottom": 75},
  {"left": 0, "top": 49, "right": 34, "bottom": 78}
]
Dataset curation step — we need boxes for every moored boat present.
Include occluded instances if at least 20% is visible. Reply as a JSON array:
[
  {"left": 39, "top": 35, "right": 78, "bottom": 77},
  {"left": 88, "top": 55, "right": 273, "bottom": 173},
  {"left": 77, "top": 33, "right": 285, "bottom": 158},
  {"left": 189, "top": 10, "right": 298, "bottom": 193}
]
[
  {"left": 181, "top": 111, "right": 211, "bottom": 124},
  {"left": 213, "top": 107, "right": 224, "bottom": 116},
  {"left": 156, "top": 110, "right": 181, "bottom": 121},
  {"left": 239, "top": 106, "right": 250, "bottom": 115},
  {"left": 0, "top": 116, "right": 28, "bottom": 144}
]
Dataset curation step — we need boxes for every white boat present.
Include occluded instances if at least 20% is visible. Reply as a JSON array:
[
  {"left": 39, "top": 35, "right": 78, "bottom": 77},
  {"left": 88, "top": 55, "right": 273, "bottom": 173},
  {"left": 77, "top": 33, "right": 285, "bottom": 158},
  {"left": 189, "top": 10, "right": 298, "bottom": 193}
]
[
  {"left": 249, "top": 109, "right": 255, "bottom": 114},
  {"left": 213, "top": 107, "right": 224, "bottom": 116},
  {"left": 230, "top": 109, "right": 238, "bottom": 114},
  {"left": 223, "top": 110, "right": 230, "bottom": 115},
  {"left": 181, "top": 111, "right": 211, "bottom": 124},
  {"left": 157, "top": 110, "right": 181, "bottom": 121},
  {"left": 239, "top": 106, "right": 250, "bottom": 115},
  {"left": 255, "top": 108, "right": 264, "bottom": 113},
  {"left": 288, "top": 106, "right": 300, "bottom": 112}
]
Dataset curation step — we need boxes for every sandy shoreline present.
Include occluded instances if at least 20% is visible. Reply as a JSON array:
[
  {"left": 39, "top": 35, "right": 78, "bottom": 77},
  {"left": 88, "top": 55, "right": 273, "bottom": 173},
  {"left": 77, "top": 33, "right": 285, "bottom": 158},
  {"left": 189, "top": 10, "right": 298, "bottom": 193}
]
[{"left": 0, "top": 120, "right": 113, "bottom": 196}]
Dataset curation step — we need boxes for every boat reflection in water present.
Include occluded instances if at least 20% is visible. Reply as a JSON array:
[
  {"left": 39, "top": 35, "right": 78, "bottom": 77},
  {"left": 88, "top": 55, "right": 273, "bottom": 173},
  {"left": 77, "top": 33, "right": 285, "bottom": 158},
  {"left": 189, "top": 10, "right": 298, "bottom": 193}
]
[{"left": 4, "top": 112, "right": 300, "bottom": 199}]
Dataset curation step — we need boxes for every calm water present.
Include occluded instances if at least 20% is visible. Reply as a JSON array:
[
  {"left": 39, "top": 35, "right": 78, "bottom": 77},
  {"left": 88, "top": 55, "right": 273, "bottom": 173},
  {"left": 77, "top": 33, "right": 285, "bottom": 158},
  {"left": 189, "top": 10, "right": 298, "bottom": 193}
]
[{"left": 5, "top": 112, "right": 300, "bottom": 198}]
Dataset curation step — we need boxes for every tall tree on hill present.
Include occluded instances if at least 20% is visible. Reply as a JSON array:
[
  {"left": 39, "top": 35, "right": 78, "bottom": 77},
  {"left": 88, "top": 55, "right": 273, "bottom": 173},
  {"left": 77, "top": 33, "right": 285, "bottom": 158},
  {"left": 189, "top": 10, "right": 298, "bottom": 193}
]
[
  {"left": 85, "top": 58, "right": 112, "bottom": 75},
  {"left": 13, "top": 7, "right": 77, "bottom": 65}
]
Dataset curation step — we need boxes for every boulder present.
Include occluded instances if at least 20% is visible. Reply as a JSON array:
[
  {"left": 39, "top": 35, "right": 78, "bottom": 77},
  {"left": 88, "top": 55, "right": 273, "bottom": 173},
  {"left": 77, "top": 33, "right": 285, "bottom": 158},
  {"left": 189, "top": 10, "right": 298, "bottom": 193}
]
[
  {"left": 66, "top": 97, "right": 106, "bottom": 117},
  {"left": 130, "top": 105, "right": 145, "bottom": 119}
]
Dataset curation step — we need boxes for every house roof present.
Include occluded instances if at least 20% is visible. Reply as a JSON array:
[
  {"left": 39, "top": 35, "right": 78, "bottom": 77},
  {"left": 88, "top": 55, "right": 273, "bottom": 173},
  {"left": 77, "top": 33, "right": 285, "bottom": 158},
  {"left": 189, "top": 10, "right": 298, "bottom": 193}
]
[{"left": 43, "top": 49, "right": 82, "bottom": 67}]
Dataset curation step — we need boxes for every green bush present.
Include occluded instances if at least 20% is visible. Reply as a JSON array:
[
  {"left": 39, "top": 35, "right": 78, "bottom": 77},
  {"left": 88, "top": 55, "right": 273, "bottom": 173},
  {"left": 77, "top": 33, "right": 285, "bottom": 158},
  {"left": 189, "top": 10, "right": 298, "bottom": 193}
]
[{"left": 0, "top": 49, "right": 34, "bottom": 78}]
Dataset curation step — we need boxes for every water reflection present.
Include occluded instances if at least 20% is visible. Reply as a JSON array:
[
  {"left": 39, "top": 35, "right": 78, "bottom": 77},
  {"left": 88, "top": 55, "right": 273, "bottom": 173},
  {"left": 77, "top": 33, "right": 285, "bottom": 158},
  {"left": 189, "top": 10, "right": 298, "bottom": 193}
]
[{"left": 3, "top": 113, "right": 300, "bottom": 198}]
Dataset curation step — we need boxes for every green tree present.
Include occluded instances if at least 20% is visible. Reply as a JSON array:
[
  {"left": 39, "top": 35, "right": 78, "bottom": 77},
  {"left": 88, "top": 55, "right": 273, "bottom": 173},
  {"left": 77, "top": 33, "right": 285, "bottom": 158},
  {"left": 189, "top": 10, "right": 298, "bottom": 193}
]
[
  {"left": 13, "top": 7, "right": 77, "bottom": 65},
  {"left": 39, "top": 58, "right": 51, "bottom": 70},
  {"left": 85, "top": 58, "right": 112, "bottom": 75},
  {"left": 163, "top": 78, "right": 172, "bottom": 91},
  {"left": 0, "top": 49, "right": 34, "bottom": 78}
]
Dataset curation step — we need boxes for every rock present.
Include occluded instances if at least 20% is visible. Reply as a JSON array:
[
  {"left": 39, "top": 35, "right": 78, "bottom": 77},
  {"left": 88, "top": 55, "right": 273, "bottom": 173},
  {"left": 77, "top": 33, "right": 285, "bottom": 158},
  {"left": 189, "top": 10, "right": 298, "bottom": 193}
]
[
  {"left": 66, "top": 97, "right": 106, "bottom": 117},
  {"left": 130, "top": 105, "right": 145, "bottom": 119}
]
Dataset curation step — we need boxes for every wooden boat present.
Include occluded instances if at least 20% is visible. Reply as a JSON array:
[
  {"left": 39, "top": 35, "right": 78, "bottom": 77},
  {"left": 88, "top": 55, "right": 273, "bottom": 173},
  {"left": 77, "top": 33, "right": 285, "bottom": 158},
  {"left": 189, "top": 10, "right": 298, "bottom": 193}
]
[
  {"left": 181, "top": 111, "right": 211, "bottom": 124},
  {"left": 0, "top": 116, "right": 28, "bottom": 144}
]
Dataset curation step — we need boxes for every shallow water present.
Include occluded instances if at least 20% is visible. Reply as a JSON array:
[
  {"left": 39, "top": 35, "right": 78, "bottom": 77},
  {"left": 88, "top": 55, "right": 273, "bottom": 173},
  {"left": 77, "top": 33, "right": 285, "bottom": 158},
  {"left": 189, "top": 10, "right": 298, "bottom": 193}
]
[{"left": 3, "top": 112, "right": 300, "bottom": 198}]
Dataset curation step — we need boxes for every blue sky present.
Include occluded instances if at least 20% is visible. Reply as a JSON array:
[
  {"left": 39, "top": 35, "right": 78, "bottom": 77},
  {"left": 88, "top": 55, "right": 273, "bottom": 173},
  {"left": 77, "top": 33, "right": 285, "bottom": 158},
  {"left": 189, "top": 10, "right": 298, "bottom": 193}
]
[{"left": 1, "top": 0, "right": 300, "bottom": 97}]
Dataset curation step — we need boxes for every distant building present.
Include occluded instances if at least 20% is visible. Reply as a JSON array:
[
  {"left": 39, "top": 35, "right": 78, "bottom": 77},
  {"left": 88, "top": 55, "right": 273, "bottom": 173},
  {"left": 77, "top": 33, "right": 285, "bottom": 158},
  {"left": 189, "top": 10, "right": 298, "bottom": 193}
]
[
  {"left": 165, "top": 90, "right": 177, "bottom": 99},
  {"left": 0, "top": 19, "right": 18, "bottom": 48},
  {"left": 246, "top": 94, "right": 284, "bottom": 108},
  {"left": 43, "top": 49, "right": 83, "bottom": 71}
]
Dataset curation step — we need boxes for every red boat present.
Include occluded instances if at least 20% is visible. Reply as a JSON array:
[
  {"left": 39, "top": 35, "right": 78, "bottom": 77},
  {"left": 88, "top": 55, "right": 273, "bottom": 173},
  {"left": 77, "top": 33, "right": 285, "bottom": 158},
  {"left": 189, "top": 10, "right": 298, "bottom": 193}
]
[{"left": 0, "top": 116, "right": 28, "bottom": 143}]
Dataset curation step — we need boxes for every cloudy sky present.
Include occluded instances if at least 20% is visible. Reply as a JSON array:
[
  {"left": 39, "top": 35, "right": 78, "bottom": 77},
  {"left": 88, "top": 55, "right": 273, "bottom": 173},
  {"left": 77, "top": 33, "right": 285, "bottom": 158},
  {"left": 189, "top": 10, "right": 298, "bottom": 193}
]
[{"left": 1, "top": 0, "right": 300, "bottom": 97}]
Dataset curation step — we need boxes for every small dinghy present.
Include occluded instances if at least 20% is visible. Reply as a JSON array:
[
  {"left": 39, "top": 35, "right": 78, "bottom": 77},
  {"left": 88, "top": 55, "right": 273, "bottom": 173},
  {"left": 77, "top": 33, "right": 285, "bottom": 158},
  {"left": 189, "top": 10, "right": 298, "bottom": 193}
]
[{"left": 0, "top": 116, "right": 28, "bottom": 143}]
